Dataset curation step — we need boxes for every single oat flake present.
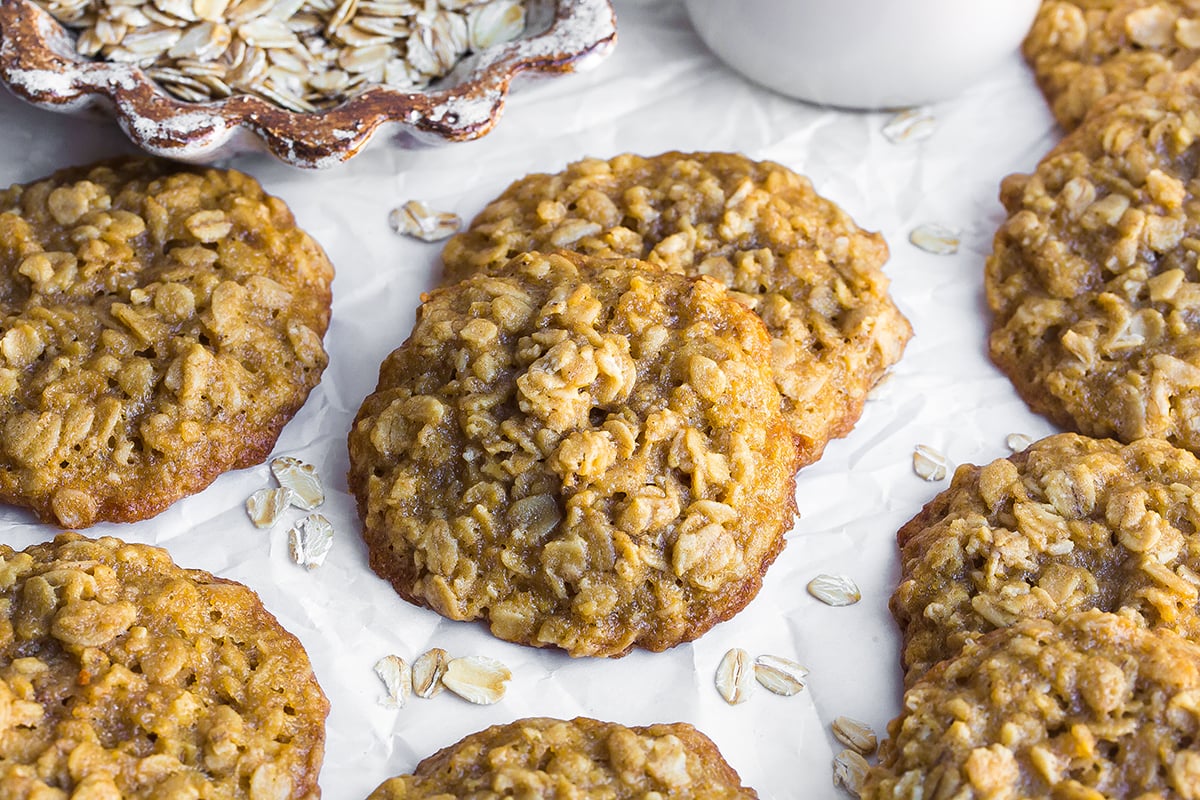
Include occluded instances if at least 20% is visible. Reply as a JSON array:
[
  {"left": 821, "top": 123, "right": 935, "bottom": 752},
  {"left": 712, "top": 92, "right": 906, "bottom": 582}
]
[
  {"left": 245, "top": 487, "right": 292, "bottom": 528},
  {"left": 832, "top": 716, "right": 877, "bottom": 756},
  {"left": 374, "top": 654, "right": 412, "bottom": 709},
  {"left": 389, "top": 200, "right": 462, "bottom": 242},
  {"left": 288, "top": 513, "right": 334, "bottom": 569},
  {"left": 909, "top": 223, "right": 960, "bottom": 255},
  {"left": 753, "top": 654, "right": 807, "bottom": 696},
  {"left": 270, "top": 456, "right": 325, "bottom": 510},
  {"left": 412, "top": 647, "right": 450, "bottom": 699},
  {"left": 882, "top": 108, "right": 936, "bottom": 144},
  {"left": 912, "top": 444, "right": 949, "bottom": 481},
  {"left": 1006, "top": 432, "right": 1034, "bottom": 453},
  {"left": 715, "top": 647, "right": 754, "bottom": 705},
  {"left": 833, "top": 749, "right": 869, "bottom": 797},
  {"left": 442, "top": 656, "right": 510, "bottom": 705},
  {"left": 807, "top": 574, "right": 861, "bottom": 607}
]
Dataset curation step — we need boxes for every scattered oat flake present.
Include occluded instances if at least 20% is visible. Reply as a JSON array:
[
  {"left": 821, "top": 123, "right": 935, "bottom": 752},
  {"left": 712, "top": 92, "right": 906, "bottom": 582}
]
[
  {"left": 753, "top": 654, "right": 807, "bottom": 696},
  {"left": 1006, "top": 433, "right": 1034, "bottom": 453},
  {"left": 389, "top": 200, "right": 462, "bottom": 242},
  {"left": 913, "top": 444, "right": 949, "bottom": 481},
  {"left": 270, "top": 456, "right": 324, "bottom": 510},
  {"left": 909, "top": 223, "right": 960, "bottom": 255},
  {"left": 245, "top": 487, "right": 292, "bottom": 528},
  {"left": 412, "top": 648, "right": 449, "bottom": 699},
  {"left": 832, "top": 716, "right": 877, "bottom": 756},
  {"left": 374, "top": 655, "right": 411, "bottom": 709},
  {"left": 807, "top": 574, "right": 862, "bottom": 607},
  {"left": 715, "top": 647, "right": 754, "bottom": 705},
  {"left": 882, "top": 107, "right": 936, "bottom": 143},
  {"left": 288, "top": 513, "right": 334, "bottom": 569},
  {"left": 442, "top": 656, "right": 510, "bottom": 705},
  {"left": 833, "top": 749, "right": 869, "bottom": 797}
]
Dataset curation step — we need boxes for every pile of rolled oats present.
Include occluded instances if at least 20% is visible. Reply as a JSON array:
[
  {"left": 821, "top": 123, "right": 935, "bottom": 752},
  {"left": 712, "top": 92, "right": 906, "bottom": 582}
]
[{"left": 32, "top": 0, "right": 526, "bottom": 111}]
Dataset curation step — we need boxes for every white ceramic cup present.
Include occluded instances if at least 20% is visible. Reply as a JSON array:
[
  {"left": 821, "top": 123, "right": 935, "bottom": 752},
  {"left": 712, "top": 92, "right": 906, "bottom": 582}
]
[{"left": 685, "top": 0, "right": 1042, "bottom": 109}]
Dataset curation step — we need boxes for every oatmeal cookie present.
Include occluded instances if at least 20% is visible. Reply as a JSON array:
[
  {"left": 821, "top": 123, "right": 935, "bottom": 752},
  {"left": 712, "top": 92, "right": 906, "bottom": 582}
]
[
  {"left": 0, "top": 158, "right": 333, "bottom": 528},
  {"left": 1024, "top": 0, "right": 1200, "bottom": 131},
  {"left": 0, "top": 533, "right": 329, "bottom": 800},
  {"left": 347, "top": 251, "right": 798, "bottom": 657},
  {"left": 986, "top": 88, "right": 1200, "bottom": 451},
  {"left": 892, "top": 433, "right": 1200, "bottom": 685},
  {"left": 440, "top": 151, "right": 911, "bottom": 464},
  {"left": 863, "top": 610, "right": 1200, "bottom": 800},
  {"left": 367, "top": 717, "right": 758, "bottom": 799}
]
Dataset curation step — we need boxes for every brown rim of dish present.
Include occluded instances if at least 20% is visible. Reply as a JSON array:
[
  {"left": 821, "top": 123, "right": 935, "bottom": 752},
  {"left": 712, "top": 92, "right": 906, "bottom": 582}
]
[{"left": 0, "top": 0, "right": 617, "bottom": 167}]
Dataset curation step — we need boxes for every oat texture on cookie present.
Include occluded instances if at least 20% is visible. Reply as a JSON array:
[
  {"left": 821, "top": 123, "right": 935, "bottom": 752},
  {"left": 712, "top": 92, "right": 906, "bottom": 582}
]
[
  {"left": 0, "top": 158, "right": 333, "bottom": 527},
  {"left": 347, "top": 251, "right": 799, "bottom": 657},
  {"left": 0, "top": 533, "right": 329, "bottom": 800},
  {"left": 440, "top": 151, "right": 911, "bottom": 464},
  {"left": 1024, "top": 0, "right": 1200, "bottom": 131},
  {"left": 987, "top": 89, "right": 1200, "bottom": 453},
  {"left": 366, "top": 717, "right": 759, "bottom": 799},
  {"left": 864, "top": 610, "right": 1200, "bottom": 800},
  {"left": 892, "top": 433, "right": 1200, "bottom": 684}
]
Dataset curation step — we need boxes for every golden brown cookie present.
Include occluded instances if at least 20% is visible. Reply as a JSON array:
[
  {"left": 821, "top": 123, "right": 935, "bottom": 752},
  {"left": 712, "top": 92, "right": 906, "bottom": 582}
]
[
  {"left": 986, "top": 88, "right": 1200, "bottom": 451},
  {"left": 864, "top": 611, "right": 1200, "bottom": 800},
  {"left": 0, "top": 533, "right": 329, "bottom": 799},
  {"left": 440, "top": 151, "right": 911, "bottom": 464},
  {"left": 892, "top": 433, "right": 1200, "bottom": 685},
  {"left": 1024, "top": 0, "right": 1200, "bottom": 131},
  {"left": 347, "top": 251, "right": 798, "bottom": 657},
  {"left": 367, "top": 717, "right": 758, "bottom": 799},
  {"left": 0, "top": 158, "right": 333, "bottom": 528}
]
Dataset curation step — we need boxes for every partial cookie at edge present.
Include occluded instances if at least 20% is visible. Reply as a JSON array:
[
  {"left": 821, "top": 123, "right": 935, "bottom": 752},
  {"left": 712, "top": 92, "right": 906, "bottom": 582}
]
[
  {"left": 987, "top": 88, "right": 1200, "bottom": 452},
  {"left": 1023, "top": 0, "right": 1200, "bottom": 131},
  {"left": 864, "top": 611, "right": 1200, "bottom": 800},
  {"left": 367, "top": 717, "right": 759, "bottom": 799},
  {"left": 0, "top": 532, "right": 329, "bottom": 800},
  {"left": 892, "top": 432, "right": 1200, "bottom": 685},
  {"left": 0, "top": 158, "right": 334, "bottom": 527}
]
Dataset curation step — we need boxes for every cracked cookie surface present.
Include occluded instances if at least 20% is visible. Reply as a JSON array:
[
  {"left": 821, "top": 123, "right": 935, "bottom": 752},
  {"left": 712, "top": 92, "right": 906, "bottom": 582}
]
[
  {"left": 865, "top": 611, "right": 1200, "bottom": 800},
  {"left": 987, "top": 89, "right": 1200, "bottom": 452},
  {"left": 367, "top": 717, "right": 758, "bottom": 800},
  {"left": 892, "top": 433, "right": 1200, "bottom": 685},
  {"left": 0, "top": 533, "right": 329, "bottom": 800},
  {"left": 0, "top": 158, "right": 333, "bottom": 527},
  {"left": 348, "top": 251, "right": 798, "bottom": 657},
  {"left": 441, "top": 151, "right": 910, "bottom": 464}
]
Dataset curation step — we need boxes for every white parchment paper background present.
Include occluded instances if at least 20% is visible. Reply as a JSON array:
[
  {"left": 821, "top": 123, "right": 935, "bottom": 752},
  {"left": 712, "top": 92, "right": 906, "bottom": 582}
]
[{"left": 0, "top": 1, "right": 1064, "bottom": 797}]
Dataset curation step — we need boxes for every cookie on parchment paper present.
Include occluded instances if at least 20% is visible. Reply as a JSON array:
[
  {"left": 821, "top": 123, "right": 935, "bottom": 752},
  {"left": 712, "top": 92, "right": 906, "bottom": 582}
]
[
  {"left": 864, "top": 611, "right": 1200, "bottom": 800},
  {"left": 440, "top": 151, "right": 911, "bottom": 464},
  {"left": 367, "top": 716, "right": 759, "bottom": 800},
  {"left": 892, "top": 433, "right": 1200, "bottom": 684},
  {"left": 348, "top": 251, "right": 799, "bottom": 657},
  {"left": 987, "top": 88, "right": 1200, "bottom": 453},
  {"left": 1024, "top": 0, "right": 1200, "bottom": 131},
  {"left": 0, "top": 533, "right": 329, "bottom": 800},
  {"left": 0, "top": 158, "right": 333, "bottom": 527}
]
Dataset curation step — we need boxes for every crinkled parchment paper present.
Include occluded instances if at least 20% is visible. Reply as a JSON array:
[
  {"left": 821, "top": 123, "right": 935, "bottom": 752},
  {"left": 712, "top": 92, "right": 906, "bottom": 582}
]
[{"left": 0, "top": 1, "right": 1062, "bottom": 796}]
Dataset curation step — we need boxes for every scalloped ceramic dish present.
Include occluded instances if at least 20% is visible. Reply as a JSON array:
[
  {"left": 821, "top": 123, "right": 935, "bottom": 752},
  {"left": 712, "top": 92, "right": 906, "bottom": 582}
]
[{"left": 0, "top": 0, "right": 616, "bottom": 167}]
